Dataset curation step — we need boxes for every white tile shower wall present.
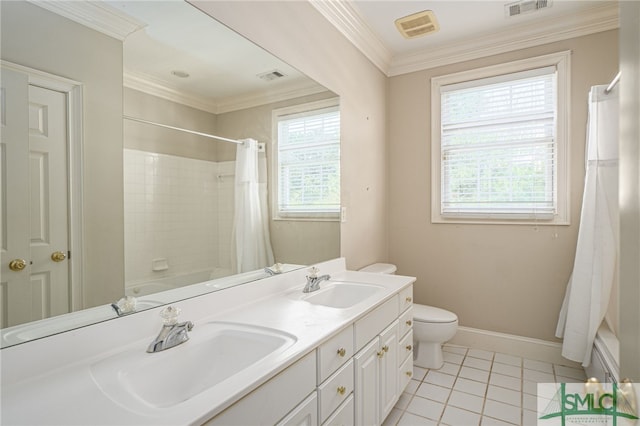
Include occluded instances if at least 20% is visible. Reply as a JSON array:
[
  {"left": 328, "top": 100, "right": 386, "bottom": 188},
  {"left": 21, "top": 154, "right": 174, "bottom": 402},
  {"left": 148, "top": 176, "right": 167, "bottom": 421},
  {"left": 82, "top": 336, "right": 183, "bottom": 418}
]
[{"left": 124, "top": 150, "right": 235, "bottom": 285}]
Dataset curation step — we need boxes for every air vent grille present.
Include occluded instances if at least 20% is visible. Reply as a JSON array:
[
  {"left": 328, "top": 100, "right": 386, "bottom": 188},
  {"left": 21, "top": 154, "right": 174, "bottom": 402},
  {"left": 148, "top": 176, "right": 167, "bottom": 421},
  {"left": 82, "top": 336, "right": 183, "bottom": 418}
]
[
  {"left": 506, "top": 0, "right": 552, "bottom": 17},
  {"left": 257, "top": 70, "right": 286, "bottom": 81},
  {"left": 395, "top": 10, "right": 439, "bottom": 39}
]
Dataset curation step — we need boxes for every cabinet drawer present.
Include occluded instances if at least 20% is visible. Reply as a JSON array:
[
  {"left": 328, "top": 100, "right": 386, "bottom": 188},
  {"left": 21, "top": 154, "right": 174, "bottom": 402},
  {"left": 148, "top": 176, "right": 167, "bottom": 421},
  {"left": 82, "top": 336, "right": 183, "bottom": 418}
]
[
  {"left": 318, "top": 359, "right": 354, "bottom": 424},
  {"left": 354, "top": 297, "right": 398, "bottom": 351},
  {"left": 322, "top": 394, "right": 354, "bottom": 426},
  {"left": 277, "top": 391, "right": 318, "bottom": 426},
  {"left": 398, "top": 329, "right": 413, "bottom": 367},
  {"left": 398, "top": 354, "right": 414, "bottom": 393},
  {"left": 398, "top": 285, "right": 413, "bottom": 313},
  {"left": 398, "top": 307, "right": 413, "bottom": 338},
  {"left": 317, "top": 325, "right": 353, "bottom": 384}
]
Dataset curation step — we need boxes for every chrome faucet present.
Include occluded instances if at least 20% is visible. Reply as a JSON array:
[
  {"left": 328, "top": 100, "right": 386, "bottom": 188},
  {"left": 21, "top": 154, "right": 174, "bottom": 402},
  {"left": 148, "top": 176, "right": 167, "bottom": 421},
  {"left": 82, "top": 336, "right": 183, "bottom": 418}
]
[
  {"left": 111, "top": 296, "right": 137, "bottom": 316},
  {"left": 264, "top": 263, "right": 283, "bottom": 276},
  {"left": 303, "top": 267, "right": 331, "bottom": 293},
  {"left": 147, "top": 306, "right": 194, "bottom": 353}
]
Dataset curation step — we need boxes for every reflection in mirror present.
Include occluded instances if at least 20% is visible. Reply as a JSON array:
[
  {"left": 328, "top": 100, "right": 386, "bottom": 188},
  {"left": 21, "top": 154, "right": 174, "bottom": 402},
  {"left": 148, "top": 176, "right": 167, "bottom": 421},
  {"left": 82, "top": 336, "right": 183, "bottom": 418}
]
[{"left": 0, "top": 0, "right": 340, "bottom": 348}]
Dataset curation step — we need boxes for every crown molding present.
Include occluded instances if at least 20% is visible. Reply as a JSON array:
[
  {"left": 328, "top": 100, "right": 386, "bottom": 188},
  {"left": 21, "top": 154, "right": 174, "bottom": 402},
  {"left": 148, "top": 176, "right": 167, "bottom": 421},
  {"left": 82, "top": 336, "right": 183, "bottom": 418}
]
[
  {"left": 309, "top": 0, "right": 392, "bottom": 74},
  {"left": 214, "top": 81, "right": 330, "bottom": 114},
  {"left": 124, "top": 71, "right": 329, "bottom": 115},
  {"left": 124, "top": 71, "right": 219, "bottom": 114},
  {"left": 28, "top": 0, "right": 145, "bottom": 41},
  {"left": 388, "top": 2, "right": 619, "bottom": 76},
  {"left": 311, "top": 1, "right": 619, "bottom": 77}
]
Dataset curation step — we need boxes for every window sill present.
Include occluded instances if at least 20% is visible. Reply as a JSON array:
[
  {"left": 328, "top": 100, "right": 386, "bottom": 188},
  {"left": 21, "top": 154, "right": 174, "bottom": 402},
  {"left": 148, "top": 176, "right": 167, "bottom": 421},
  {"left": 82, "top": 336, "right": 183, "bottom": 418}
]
[
  {"left": 274, "top": 215, "right": 340, "bottom": 222},
  {"left": 431, "top": 216, "right": 570, "bottom": 226}
]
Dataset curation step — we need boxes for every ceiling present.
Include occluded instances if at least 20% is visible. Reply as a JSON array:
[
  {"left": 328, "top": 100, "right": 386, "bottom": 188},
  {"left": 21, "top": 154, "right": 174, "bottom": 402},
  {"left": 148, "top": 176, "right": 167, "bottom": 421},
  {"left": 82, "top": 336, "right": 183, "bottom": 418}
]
[
  {"left": 34, "top": 0, "right": 619, "bottom": 110},
  {"left": 311, "top": 0, "right": 619, "bottom": 76},
  {"left": 33, "top": 0, "right": 327, "bottom": 114}
]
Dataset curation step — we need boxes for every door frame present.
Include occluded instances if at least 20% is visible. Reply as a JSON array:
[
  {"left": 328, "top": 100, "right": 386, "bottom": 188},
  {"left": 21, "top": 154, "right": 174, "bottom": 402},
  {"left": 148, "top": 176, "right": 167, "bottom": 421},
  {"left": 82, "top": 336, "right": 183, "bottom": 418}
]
[{"left": 2, "top": 60, "right": 85, "bottom": 311}]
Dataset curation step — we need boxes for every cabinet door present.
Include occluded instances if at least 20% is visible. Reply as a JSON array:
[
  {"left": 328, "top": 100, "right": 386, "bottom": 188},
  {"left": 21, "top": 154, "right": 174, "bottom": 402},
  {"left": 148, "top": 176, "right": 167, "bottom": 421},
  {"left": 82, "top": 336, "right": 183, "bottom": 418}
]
[
  {"left": 379, "top": 321, "right": 399, "bottom": 421},
  {"left": 354, "top": 338, "right": 380, "bottom": 426}
]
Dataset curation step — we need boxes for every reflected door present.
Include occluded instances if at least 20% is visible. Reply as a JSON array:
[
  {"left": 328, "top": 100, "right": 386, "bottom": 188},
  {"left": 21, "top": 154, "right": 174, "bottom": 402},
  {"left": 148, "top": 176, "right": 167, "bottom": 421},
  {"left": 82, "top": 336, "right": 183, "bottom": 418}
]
[{"left": 0, "top": 67, "right": 70, "bottom": 328}]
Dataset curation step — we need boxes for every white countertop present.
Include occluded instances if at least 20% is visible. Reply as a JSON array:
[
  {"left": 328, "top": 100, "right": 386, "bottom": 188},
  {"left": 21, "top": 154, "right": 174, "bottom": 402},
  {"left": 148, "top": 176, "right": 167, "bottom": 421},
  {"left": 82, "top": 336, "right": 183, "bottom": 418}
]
[{"left": 0, "top": 258, "right": 415, "bottom": 426}]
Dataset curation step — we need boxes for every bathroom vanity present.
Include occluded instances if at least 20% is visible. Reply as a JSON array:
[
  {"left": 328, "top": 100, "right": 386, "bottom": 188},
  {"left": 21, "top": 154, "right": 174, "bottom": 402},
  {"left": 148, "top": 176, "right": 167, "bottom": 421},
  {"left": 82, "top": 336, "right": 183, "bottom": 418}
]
[{"left": 0, "top": 258, "right": 415, "bottom": 425}]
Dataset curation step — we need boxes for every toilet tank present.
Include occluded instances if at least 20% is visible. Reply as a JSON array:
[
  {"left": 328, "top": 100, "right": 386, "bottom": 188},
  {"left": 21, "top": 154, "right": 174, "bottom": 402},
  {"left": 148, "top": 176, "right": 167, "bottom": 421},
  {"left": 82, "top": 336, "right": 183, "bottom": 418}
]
[{"left": 359, "top": 263, "right": 397, "bottom": 274}]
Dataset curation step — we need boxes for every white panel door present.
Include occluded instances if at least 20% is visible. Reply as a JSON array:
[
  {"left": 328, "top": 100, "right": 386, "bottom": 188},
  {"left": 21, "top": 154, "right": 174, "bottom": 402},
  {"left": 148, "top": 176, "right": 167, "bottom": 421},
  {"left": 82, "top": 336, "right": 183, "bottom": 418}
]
[
  {"left": 0, "top": 68, "right": 31, "bottom": 327},
  {"left": 28, "top": 84, "right": 70, "bottom": 321},
  {"left": 0, "top": 67, "right": 70, "bottom": 327}
]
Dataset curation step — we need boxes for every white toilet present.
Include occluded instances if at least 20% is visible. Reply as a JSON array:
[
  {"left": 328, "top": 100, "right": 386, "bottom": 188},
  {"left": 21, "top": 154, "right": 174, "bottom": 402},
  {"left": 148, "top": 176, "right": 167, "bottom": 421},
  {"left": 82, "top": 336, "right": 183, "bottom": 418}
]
[{"left": 359, "top": 263, "right": 459, "bottom": 370}]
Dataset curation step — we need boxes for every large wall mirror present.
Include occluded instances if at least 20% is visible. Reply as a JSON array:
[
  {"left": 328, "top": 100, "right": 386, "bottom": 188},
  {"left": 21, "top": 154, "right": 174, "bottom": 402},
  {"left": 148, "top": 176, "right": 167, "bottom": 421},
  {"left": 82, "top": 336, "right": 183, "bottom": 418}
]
[{"left": 0, "top": 0, "right": 340, "bottom": 348}]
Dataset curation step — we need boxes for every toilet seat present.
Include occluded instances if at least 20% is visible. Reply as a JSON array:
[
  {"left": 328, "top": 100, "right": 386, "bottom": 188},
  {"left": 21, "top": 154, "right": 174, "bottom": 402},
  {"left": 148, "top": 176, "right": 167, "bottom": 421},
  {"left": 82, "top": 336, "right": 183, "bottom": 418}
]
[{"left": 413, "top": 304, "right": 458, "bottom": 324}]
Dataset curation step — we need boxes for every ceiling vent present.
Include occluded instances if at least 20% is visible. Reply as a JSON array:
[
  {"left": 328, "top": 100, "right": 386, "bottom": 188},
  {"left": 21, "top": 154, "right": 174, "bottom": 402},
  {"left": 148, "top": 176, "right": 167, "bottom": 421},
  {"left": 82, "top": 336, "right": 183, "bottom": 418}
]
[
  {"left": 257, "top": 70, "right": 286, "bottom": 82},
  {"left": 505, "top": 0, "right": 552, "bottom": 17},
  {"left": 395, "top": 10, "right": 439, "bottom": 39}
]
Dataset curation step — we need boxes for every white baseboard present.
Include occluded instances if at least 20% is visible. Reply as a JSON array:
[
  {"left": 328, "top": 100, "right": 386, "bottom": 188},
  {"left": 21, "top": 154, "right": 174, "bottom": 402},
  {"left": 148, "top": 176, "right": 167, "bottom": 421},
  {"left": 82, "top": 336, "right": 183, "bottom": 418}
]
[{"left": 449, "top": 326, "right": 583, "bottom": 368}]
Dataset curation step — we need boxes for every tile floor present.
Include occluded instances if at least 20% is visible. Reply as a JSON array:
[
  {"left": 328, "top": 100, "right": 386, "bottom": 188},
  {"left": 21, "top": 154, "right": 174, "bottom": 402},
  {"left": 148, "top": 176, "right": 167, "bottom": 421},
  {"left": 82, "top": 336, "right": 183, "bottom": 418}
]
[{"left": 382, "top": 345, "right": 587, "bottom": 426}]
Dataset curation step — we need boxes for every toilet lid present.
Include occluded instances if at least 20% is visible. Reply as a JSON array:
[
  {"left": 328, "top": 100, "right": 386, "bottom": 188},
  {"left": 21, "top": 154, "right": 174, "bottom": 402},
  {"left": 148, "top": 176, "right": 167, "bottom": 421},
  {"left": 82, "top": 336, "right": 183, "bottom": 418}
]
[
  {"left": 413, "top": 304, "right": 458, "bottom": 323},
  {"left": 359, "top": 263, "right": 397, "bottom": 274}
]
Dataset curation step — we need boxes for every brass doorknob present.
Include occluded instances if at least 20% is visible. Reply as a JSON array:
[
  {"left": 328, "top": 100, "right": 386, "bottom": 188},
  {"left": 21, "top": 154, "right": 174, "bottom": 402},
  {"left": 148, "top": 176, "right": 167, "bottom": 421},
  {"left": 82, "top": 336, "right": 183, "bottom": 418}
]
[
  {"left": 9, "top": 259, "right": 27, "bottom": 271},
  {"left": 337, "top": 348, "right": 346, "bottom": 357},
  {"left": 51, "top": 251, "right": 66, "bottom": 262}
]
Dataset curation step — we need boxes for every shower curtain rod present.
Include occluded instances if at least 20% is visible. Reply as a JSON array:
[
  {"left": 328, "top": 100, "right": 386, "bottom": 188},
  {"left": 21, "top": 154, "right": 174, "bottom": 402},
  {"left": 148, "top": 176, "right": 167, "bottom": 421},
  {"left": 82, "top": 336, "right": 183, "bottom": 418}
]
[
  {"left": 605, "top": 71, "right": 621, "bottom": 94},
  {"left": 123, "top": 115, "right": 243, "bottom": 144}
]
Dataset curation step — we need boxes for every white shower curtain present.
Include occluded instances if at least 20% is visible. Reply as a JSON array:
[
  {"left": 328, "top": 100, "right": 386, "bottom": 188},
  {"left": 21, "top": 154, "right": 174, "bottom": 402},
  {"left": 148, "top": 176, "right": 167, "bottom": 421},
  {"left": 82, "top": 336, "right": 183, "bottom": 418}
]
[
  {"left": 232, "top": 138, "right": 275, "bottom": 273},
  {"left": 555, "top": 85, "right": 619, "bottom": 366}
]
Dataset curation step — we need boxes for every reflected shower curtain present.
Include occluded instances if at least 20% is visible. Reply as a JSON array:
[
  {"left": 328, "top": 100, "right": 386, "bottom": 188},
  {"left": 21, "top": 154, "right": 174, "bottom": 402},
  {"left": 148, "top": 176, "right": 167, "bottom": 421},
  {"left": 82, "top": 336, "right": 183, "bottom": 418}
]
[
  {"left": 232, "top": 138, "right": 275, "bottom": 273},
  {"left": 556, "top": 85, "right": 619, "bottom": 366}
]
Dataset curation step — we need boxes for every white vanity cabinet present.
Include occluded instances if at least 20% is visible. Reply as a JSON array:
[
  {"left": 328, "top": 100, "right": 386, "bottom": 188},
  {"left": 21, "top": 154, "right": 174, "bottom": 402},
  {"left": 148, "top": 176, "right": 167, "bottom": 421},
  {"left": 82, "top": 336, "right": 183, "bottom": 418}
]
[
  {"left": 204, "top": 283, "right": 414, "bottom": 426},
  {"left": 397, "top": 286, "right": 414, "bottom": 394},
  {"left": 316, "top": 324, "right": 355, "bottom": 425},
  {"left": 353, "top": 285, "right": 414, "bottom": 426},
  {"left": 1, "top": 258, "right": 418, "bottom": 426},
  {"left": 354, "top": 320, "right": 399, "bottom": 426}
]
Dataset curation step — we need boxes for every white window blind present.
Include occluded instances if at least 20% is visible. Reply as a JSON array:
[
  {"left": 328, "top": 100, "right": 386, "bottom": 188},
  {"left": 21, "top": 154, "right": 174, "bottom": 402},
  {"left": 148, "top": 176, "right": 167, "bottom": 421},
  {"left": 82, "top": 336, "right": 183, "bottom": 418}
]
[
  {"left": 276, "top": 105, "right": 340, "bottom": 217},
  {"left": 440, "top": 67, "right": 557, "bottom": 218}
]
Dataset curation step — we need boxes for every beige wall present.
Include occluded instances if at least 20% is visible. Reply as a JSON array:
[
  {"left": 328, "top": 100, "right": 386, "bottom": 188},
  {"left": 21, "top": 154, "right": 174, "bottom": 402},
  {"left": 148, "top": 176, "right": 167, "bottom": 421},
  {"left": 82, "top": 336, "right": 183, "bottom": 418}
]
[
  {"left": 124, "top": 88, "right": 220, "bottom": 161},
  {"left": 388, "top": 30, "right": 619, "bottom": 341},
  {"left": 216, "top": 92, "right": 341, "bottom": 266},
  {"left": 1, "top": 1, "right": 124, "bottom": 309},
  {"left": 191, "top": 0, "right": 389, "bottom": 271},
  {"left": 619, "top": 1, "right": 640, "bottom": 381}
]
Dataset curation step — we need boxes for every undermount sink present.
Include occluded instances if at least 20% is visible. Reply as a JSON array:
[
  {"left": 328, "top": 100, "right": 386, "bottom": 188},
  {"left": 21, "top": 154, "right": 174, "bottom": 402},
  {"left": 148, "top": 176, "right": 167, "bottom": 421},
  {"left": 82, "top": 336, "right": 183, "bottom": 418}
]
[
  {"left": 296, "top": 281, "right": 385, "bottom": 309},
  {"left": 90, "top": 322, "right": 296, "bottom": 410}
]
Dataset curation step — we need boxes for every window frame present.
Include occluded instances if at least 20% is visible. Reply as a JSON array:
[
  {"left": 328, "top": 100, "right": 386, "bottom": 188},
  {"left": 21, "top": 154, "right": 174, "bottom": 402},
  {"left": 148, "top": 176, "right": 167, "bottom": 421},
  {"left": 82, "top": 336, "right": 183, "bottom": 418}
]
[
  {"left": 430, "top": 51, "right": 571, "bottom": 225},
  {"left": 272, "top": 98, "right": 341, "bottom": 221}
]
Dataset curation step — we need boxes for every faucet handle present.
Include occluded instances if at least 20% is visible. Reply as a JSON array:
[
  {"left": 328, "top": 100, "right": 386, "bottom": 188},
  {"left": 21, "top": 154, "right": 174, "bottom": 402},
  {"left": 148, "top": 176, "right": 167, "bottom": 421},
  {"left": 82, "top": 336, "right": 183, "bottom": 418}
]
[
  {"left": 308, "top": 266, "right": 319, "bottom": 279},
  {"left": 160, "top": 306, "right": 181, "bottom": 325}
]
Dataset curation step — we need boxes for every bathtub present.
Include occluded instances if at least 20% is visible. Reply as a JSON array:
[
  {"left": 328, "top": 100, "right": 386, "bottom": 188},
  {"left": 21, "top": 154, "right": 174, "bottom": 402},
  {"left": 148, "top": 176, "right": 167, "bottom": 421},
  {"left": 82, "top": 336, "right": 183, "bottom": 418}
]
[{"left": 586, "top": 322, "right": 619, "bottom": 383}]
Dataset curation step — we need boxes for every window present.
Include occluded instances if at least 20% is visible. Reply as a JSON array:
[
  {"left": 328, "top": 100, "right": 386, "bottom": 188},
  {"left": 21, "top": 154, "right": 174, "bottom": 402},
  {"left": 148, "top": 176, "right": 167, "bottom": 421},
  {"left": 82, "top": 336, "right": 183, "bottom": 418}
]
[
  {"left": 431, "top": 51, "right": 570, "bottom": 224},
  {"left": 273, "top": 99, "right": 340, "bottom": 220}
]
